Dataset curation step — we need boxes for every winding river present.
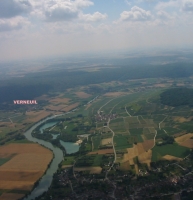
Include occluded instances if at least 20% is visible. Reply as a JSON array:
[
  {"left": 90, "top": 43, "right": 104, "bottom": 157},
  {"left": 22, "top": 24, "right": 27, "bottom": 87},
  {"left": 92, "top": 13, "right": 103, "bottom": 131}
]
[{"left": 23, "top": 114, "right": 65, "bottom": 200}]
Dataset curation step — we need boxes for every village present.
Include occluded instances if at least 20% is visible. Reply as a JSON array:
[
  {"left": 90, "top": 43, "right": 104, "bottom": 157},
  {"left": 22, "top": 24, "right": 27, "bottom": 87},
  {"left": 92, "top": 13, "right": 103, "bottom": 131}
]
[{"left": 37, "top": 151, "right": 193, "bottom": 200}]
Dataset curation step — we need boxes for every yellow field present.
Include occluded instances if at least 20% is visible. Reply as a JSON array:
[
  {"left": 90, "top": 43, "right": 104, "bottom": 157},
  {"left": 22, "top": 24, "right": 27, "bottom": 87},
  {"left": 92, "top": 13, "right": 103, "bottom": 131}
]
[
  {"left": 101, "top": 138, "right": 112, "bottom": 145},
  {"left": 173, "top": 116, "right": 190, "bottom": 123},
  {"left": 74, "top": 167, "right": 102, "bottom": 174},
  {"left": 162, "top": 155, "right": 182, "bottom": 161},
  {"left": 122, "top": 142, "right": 152, "bottom": 170},
  {"left": 175, "top": 133, "right": 193, "bottom": 143},
  {"left": 122, "top": 145, "right": 138, "bottom": 163},
  {"left": 25, "top": 110, "right": 51, "bottom": 123},
  {"left": 0, "top": 144, "right": 53, "bottom": 191},
  {"left": 175, "top": 133, "right": 193, "bottom": 148}
]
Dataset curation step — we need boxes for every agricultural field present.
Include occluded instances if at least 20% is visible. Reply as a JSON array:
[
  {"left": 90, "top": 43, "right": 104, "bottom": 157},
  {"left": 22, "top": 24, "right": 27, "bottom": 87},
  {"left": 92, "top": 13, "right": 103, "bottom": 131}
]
[
  {"left": 29, "top": 84, "right": 193, "bottom": 170},
  {"left": 75, "top": 91, "right": 91, "bottom": 99},
  {"left": 1, "top": 76, "right": 193, "bottom": 186},
  {"left": 151, "top": 143, "right": 190, "bottom": 162},
  {"left": 74, "top": 167, "right": 102, "bottom": 174},
  {"left": 0, "top": 193, "right": 25, "bottom": 200},
  {"left": 114, "top": 135, "right": 133, "bottom": 150},
  {"left": 0, "top": 144, "right": 53, "bottom": 193},
  {"left": 79, "top": 83, "right": 193, "bottom": 174},
  {"left": 62, "top": 156, "right": 75, "bottom": 166}
]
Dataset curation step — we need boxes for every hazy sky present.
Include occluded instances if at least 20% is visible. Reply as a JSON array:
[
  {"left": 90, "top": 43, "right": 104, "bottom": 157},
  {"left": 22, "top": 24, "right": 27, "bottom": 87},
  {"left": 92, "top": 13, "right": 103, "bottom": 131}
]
[{"left": 0, "top": 0, "right": 193, "bottom": 61}]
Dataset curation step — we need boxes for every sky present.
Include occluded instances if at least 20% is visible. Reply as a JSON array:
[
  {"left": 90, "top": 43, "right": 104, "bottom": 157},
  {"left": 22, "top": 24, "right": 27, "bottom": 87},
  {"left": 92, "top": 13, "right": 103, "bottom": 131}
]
[{"left": 0, "top": 0, "right": 193, "bottom": 62}]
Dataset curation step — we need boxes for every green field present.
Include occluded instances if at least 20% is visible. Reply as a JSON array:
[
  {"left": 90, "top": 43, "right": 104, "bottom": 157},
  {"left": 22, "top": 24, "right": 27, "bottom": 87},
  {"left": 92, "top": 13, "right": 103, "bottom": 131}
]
[
  {"left": 114, "top": 134, "right": 133, "bottom": 150},
  {"left": 125, "top": 116, "right": 139, "bottom": 124},
  {"left": 92, "top": 135, "right": 101, "bottom": 150},
  {"left": 62, "top": 156, "right": 75, "bottom": 165},
  {"left": 164, "top": 127, "right": 181, "bottom": 136},
  {"left": 152, "top": 143, "right": 190, "bottom": 162},
  {"left": 76, "top": 155, "right": 103, "bottom": 167},
  {"left": 85, "top": 141, "right": 92, "bottom": 151},
  {"left": 129, "top": 128, "right": 144, "bottom": 142},
  {"left": 0, "top": 158, "right": 11, "bottom": 166},
  {"left": 110, "top": 121, "right": 126, "bottom": 132}
]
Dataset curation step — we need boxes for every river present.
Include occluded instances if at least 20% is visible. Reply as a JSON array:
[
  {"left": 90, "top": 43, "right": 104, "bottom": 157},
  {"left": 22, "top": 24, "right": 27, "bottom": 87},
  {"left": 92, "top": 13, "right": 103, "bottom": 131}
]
[{"left": 23, "top": 114, "right": 65, "bottom": 200}]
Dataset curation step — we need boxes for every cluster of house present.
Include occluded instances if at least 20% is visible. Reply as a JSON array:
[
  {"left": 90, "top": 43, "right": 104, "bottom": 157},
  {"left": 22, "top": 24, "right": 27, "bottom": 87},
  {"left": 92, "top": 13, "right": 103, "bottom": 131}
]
[{"left": 95, "top": 112, "right": 117, "bottom": 122}]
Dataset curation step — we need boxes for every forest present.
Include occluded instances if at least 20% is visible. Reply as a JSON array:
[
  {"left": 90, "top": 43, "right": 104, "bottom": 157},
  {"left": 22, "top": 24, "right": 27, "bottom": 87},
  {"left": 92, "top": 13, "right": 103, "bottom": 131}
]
[
  {"left": 160, "top": 87, "right": 193, "bottom": 107},
  {"left": 0, "top": 63, "right": 193, "bottom": 105}
]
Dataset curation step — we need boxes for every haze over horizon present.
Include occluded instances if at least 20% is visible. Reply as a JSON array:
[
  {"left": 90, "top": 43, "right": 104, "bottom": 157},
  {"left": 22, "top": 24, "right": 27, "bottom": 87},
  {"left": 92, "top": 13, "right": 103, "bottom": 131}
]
[{"left": 0, "top": 0, "right": 193, "bottom": 62}]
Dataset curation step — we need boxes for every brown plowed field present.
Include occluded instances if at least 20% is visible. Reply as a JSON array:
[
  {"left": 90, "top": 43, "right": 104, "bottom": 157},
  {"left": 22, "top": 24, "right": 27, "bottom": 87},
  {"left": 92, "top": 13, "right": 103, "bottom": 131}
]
[
  {"left": 0, "top": 181, "right": 34, "bottom": 191},
  {"left": 61, "top": 103, "right": 79, "bottom": 112},
  {"left": 138, "top": 150, "right": 152, "bottom": 168},
  {"left": 137, "top": 143, "right": 145, "bottom": 155},
  {"left": 45, "top": 105, "right": 67, "bottom": 111},
  {"left": 25, "top": 110, "right": 50, "bottom": 123},
  {"left": 75, "top": 92, "right": 91, "bottom": 98},
  {"left": 180, "top": 139, "right": 193, "bottom": 148},
  {"left": 142, "top": 140, "right": 154, "bottom": 151},
  {"left": 120, "top": 161, "right": 131, "bottom": 171},
  {"left": 0, "top": 193, "right": 25, "bottom": 200},
  {"left": 74, "top": 167, "right": 102, "bottom": 174},
  {"left": 104, "top": 92, "right": 126, "bottom": 97},
  {"left": 49, "top": 97, "right": 70, "bottom": 104},
  {"left": 0, "top": 144, "right": 53, "bottom": 191},
  {"left": 0, "top": 143, "right": 52, "bottom": 155},
  {"left": 0, "top": 171, "right": 43, "bottom": 181}
]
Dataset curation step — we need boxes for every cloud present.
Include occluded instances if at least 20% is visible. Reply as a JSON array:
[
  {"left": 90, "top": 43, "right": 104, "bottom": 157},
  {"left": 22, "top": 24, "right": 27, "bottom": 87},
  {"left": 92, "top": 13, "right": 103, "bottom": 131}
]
[
  {"left": 136, "top": 0, "right": 156, "bottom": 3},
  {"left": 44, "top": 0, "right": 94, "bottom": 22},
  {"left": 74, "top": 0, "right": 94, "bottom": 8},
  {"left": 0, "top": 0, "right": 31, "bottom": 18},
  {"left": 124, "top": 0, "right": 131, "bottom": 6},
  {"left": 155, "top": 0, "right": 179, "bottom": 10},
  {"left": 80, "top": 12, "right": 107, "bottom": 22},
  {"left": 0, "top": 17, "right": 29, "bottom": 32},
  {"left": 119, "top": 6, "right": 152, "bottom": 21},
  {"left": 45, "top": 5, "right": 78, "bottom": 21},
  {"left": 156, "top": 10, "right": 172, "bottom": 20},
  {"left": 182, "top": 0, "right": 193, "bottom": 12}
]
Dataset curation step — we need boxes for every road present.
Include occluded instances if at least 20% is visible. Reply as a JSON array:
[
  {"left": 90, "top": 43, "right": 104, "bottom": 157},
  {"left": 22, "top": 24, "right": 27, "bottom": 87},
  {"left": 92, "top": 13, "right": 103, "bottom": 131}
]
[
  {"left": 125, "top": 106, "right": 131, "bottom": 116},
  {"left": 98, "top": 98, "right": 116, "bottom": 115},
  {"left": 159, "top": 115, "right": 167, "bottom": 130}
]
